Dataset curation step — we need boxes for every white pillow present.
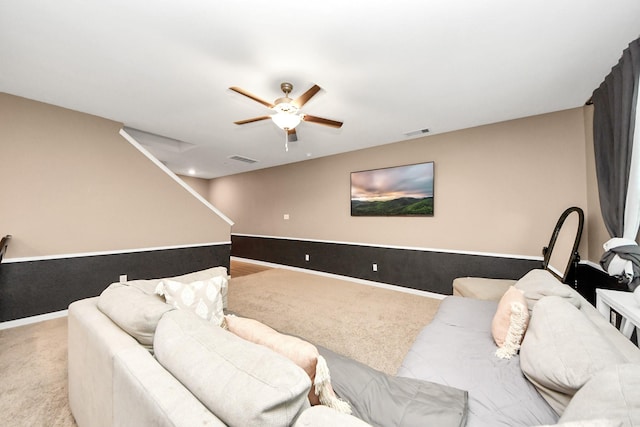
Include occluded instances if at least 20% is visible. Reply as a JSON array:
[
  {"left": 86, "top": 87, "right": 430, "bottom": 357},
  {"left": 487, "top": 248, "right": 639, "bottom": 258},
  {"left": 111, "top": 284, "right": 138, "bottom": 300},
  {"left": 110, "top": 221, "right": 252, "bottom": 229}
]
[{"left": 155, "top": 276, "right": 226, "bottom": 326}]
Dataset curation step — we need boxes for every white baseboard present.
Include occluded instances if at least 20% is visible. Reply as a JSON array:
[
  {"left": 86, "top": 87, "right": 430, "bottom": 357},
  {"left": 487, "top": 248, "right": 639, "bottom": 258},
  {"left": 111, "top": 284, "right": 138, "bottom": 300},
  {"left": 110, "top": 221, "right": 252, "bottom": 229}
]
[{"left": 0, "top": 310, "right": 68, "bottom": 330}]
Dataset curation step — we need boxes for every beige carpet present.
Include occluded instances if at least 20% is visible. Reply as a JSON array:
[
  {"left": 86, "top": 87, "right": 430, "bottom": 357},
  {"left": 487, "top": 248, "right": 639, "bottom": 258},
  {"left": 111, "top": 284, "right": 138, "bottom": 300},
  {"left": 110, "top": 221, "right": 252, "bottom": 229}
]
[
  {"left": 0, "top": 316, "right": 76, "bottom": 427},
  {"left": 0, "top": 268, "right": 441, "bottom": 426},
  {"left": 227, "top": 268, "right": 442, "bottom": 375}
]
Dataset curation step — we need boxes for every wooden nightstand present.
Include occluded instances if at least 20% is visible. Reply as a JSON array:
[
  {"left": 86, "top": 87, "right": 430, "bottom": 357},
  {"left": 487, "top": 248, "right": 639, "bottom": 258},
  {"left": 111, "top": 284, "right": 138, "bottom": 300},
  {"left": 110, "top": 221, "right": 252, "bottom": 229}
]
[{"left": 596, "top": 288, "right": 640, "bottom": 343}]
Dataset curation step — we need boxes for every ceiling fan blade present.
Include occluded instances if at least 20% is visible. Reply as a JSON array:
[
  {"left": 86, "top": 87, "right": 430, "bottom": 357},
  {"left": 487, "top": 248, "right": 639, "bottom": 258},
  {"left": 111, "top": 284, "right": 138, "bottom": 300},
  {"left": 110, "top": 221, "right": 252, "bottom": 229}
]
[
  {"left": 292, "top": 84, "right": 321, "bottom": 108},
  {"left": 230, "top": 87, "right": 275, "bottom": 109},
  {"left": 287, "top": 128, "right": 298, "bottom": 142},
  {"left": 302, "top": 114, "right": 343, "bottom": 128},
  {"left": 234, "top": 116, "right": 271, "bottom": 125}
]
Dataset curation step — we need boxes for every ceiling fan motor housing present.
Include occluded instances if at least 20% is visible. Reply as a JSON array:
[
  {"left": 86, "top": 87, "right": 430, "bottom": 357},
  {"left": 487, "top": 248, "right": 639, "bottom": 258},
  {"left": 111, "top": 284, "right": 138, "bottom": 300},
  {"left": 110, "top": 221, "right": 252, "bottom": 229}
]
[
  {"left": 273, "top": 97, "right": 298, "bottom": 114},
  {"left": 280, "top": 82, "right": 293, "bottom": 95}
]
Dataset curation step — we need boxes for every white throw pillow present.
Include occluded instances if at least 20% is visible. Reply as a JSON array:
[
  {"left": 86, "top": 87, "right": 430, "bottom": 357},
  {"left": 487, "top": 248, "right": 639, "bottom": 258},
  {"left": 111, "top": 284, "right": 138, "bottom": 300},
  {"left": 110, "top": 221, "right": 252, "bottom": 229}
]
[{"left": 155, "top": 276, "right": 226, "bottom": 326}]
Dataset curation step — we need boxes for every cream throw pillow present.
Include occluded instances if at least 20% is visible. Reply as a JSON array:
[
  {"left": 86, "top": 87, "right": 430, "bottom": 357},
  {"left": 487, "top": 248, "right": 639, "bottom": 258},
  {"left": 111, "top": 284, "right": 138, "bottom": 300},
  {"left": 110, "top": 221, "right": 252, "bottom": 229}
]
[
  {"left": 225, "top": 315, "right": 351, "bottom": 414},
  {"left": 492, "top": 286, "right": 529, "bottom": 359},
  {"left": 155, "top": 277, "right": 225, "bottom": 326}
]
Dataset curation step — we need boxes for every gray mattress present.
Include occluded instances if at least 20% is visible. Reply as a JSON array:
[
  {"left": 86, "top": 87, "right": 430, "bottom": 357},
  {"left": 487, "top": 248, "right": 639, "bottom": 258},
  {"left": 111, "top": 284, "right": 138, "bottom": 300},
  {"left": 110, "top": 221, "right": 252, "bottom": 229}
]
[{"left": 397, "top": 296, "right": 559, "bottom": 427}]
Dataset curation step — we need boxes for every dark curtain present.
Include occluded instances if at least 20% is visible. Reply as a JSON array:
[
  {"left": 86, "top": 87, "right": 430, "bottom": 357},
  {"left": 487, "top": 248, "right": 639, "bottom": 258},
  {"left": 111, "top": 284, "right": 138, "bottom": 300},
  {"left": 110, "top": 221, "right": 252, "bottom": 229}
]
[
  {"left": 592, "top": 37, "right": 640, "bottom": 290},
  {"left": 592, "top": 38, "right": 640, "bottom": 237}
]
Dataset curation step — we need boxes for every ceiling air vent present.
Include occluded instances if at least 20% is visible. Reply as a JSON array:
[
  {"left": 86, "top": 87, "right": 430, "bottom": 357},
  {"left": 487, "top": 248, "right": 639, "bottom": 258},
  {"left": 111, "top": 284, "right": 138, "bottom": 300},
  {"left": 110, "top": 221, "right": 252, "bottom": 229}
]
[
  {"left": 228, "top": 155, "right": 258, "bottom": 164},
  {"left": 403, "top": 128, "right": 430, "bottom": 137}
]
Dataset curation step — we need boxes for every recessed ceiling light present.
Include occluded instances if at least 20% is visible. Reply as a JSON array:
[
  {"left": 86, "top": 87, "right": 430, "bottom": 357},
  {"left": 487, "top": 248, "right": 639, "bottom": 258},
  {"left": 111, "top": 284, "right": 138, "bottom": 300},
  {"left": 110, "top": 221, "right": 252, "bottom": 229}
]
[{"left": 188, "top": 168, "right": 196, "bottom": 175}]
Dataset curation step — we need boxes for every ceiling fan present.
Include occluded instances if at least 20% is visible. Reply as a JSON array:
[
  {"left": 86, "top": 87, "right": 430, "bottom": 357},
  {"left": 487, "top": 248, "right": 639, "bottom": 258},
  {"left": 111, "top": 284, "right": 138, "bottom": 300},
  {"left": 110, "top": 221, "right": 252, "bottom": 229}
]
[{"left": 230, "top": 82, "right": 343, "bottom": 150}]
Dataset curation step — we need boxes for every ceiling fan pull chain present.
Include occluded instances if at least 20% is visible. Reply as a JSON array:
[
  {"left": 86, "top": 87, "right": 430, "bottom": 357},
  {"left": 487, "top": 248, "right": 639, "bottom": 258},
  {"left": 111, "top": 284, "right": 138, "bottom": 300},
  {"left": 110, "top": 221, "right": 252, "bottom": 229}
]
[{"left": 284, "top": 132, "right": 289, "bottom": 152}]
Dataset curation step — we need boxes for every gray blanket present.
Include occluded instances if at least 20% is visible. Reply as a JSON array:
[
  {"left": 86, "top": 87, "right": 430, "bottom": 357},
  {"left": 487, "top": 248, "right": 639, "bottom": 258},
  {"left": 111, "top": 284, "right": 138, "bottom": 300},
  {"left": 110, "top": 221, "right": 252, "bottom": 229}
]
[{"left": 317, "top": 344, "right": 468, "bottom": 427}]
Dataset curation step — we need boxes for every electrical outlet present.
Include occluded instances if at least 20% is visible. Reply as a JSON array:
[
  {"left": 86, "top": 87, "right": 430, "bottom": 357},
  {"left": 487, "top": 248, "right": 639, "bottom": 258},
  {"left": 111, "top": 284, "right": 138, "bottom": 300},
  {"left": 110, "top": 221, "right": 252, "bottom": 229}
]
[
  {"left": 305, "top": 254, "right": 310, "bottom": 261},
  {"left": 119, "top": 274, "right": 127, "bottom": 283},
  {"left": 372, "top": 263, "right": 378, "bottom": 272}
]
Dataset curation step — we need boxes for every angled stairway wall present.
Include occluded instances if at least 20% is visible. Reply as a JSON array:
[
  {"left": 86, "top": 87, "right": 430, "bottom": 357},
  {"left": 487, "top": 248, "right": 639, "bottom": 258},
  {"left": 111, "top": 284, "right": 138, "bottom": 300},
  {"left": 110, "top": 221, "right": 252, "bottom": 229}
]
[{"left": 0, "top": 93, "right": 232, "bottom": 323}]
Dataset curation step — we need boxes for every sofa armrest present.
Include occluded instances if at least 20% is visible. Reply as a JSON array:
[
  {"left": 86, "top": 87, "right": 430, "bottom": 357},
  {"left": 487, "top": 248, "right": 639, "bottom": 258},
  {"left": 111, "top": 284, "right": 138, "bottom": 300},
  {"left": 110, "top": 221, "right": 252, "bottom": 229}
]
[
  {"left": 113, "top": 346, "right": 225, "bottom": 427},
  {"left": 452, "top": 277, "right": 517, "bottom": 300},
  {"left": 68, "top": 297, "right": 141, "bottom": 427},
  {"left": 294, "top": 406, "right": 372, "bottom": 426}
]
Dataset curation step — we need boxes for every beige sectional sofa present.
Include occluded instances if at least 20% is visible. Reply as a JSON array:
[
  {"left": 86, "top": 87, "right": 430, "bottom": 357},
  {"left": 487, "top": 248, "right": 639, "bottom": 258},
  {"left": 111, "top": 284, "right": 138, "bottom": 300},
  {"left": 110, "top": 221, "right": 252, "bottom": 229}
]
[
  {"left": 399, "top": 269, "right": 640, "bottom": 427},
  {"left": 67, "top": 267, "right": 369, "bottom": 427},
  {"left": 68, "top": 266, "right": 640, "bottom": 426}
]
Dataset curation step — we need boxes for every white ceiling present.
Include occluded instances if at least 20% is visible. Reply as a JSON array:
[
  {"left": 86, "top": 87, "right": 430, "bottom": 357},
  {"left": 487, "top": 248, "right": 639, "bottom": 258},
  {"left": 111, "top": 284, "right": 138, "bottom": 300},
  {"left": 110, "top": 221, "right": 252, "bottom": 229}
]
[{"left": 1, "top": 1, "right": 639, "bottom": 179}]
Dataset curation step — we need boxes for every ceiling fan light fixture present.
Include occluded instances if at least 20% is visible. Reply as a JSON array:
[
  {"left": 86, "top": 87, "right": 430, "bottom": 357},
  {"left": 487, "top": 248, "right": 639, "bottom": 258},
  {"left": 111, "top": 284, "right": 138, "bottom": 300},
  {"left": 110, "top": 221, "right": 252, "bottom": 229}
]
[{"left": 271, "top": 112, "right": 301, "bottom": 130}]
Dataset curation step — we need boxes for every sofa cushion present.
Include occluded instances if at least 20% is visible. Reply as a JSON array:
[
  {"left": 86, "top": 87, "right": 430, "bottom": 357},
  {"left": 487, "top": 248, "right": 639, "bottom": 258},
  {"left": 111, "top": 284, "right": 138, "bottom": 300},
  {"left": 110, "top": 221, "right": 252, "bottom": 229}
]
[
  {"left": 492, "top": 286, "right": 529, "bottom": 359},
  {"left": 154, "top": 309, "right": 311, "bottom": 427},
  {"left": 126, "top": 266, "right": 230, "bottom": 309},
  {"left": 520, "top": 296, "right": 625, "bottom": 415},
  {"left": 452, "top": 277, "right": 517, "bottom": 301},
  {"left": 97, "top": 283, "right": 174, "bottom": 350},
  {"left": 559, "top": 363, "right": 640, "bottom": 426},
  {"left": 514, "top": 269, "right": 581, "bottom": 313},
  {"left": 540, "top": 420, "right": 622, "bottom": 427},
  {"left": 155, "top": 277, "right": 225, "bottom": 326},
  {"left": 225, "top": 315, "right": 350, "bottom": 413}
]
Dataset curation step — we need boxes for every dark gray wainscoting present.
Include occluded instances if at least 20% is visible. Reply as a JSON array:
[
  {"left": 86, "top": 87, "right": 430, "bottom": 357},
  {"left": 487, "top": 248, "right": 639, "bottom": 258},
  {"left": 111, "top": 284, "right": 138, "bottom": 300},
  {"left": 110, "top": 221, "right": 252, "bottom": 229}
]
[
  {"left": 0, "top": 244, "right": 230, "bottom": 322},
  {"left": 231, "top": 235, "right": 541, "bottom": 295}
]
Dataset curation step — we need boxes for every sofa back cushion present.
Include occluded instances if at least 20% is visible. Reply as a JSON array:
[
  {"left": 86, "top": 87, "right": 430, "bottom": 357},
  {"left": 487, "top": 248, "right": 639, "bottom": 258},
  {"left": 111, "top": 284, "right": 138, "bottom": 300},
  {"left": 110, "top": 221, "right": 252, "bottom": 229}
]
[
  {"left": 154, "top": 309, "right": 311, "bottom": 426},
  {"left": 520, "top": 296, "right": 625, "bottom": 415},
  {"left": 558, "top": 363, "right": 640, "bottom": 426},
  {"left": 514, "top": 269, "right": 581, "bottom": 313},
  {"left": 98, "top": 283, "right": 174, "bottom": 351}
]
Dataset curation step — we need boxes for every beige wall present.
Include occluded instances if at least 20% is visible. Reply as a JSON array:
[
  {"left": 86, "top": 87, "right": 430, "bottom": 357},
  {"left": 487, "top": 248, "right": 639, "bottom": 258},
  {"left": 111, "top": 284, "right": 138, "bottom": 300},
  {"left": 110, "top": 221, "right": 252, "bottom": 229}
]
[
  {"left": 179, "top": 175, "right": 210, "bottom": 199},
  {"left": 211, "top": 107, "right": 593, "bottom": 259},
  {"left": 1, "top": 93, "right": 231, "bottom": 259}
]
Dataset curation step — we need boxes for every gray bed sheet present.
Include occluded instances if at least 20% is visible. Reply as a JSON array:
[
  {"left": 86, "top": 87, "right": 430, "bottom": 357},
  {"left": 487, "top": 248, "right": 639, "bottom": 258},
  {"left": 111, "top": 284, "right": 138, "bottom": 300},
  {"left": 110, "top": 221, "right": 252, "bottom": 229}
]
[
  {"left": 397, "top": 296, "right": 559, "bottom": 427},
  {"left": 317, "top": 344, "right": 468, "bottom": 427}
]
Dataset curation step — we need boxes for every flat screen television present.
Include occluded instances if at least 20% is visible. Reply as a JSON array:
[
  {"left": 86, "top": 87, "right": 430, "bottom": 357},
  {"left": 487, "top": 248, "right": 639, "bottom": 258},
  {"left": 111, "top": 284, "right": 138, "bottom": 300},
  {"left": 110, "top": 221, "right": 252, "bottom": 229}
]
[{"left": 350, "top": 161, "right": 434, "bottom": 217}]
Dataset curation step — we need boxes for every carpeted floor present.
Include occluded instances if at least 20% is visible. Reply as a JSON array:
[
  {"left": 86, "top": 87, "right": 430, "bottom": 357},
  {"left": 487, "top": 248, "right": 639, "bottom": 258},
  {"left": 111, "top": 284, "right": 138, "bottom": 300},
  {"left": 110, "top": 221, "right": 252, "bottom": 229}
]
[
  {"left": 0, "top": 316, "right": 76, "bottom": 427},
  {"left": 227, "top": 268, "right": 442, "bottom": 375},
  {"left": 0, "top": 265, "right": 442, "bottom": 426}
]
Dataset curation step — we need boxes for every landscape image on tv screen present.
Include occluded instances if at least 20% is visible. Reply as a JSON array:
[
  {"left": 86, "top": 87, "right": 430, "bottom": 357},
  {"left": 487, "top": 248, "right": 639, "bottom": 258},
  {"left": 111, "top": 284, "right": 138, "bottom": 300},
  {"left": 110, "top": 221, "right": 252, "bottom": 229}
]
[{"left": 350, "top": 162, "right": 434, "bottom": 217}]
